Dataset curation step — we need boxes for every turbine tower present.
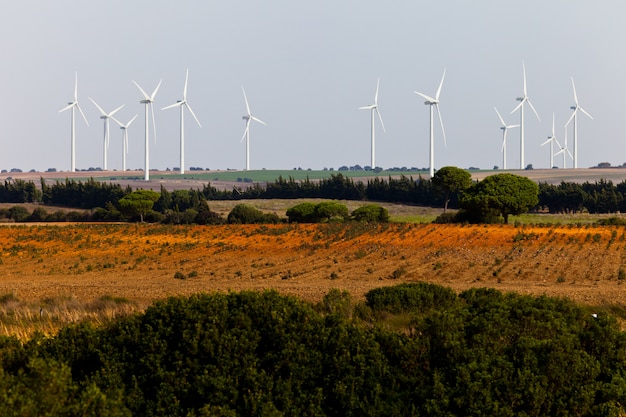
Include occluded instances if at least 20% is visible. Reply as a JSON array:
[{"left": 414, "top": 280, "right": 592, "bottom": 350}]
[
  {"left": 113, "top": 115, "right": 138, "bottom": 172},
  {"left": 89, "top": 98, "right": 124, "bottom": 171},
  {"left": 495, "top": 107, "right": 519, "bottom": 170},
  {"left": 133, "top": 79, "right": 162, "bottom": 181},
  {"left": 359, "top": 77, "right": 385, "bottom": 169},
  {"left": 415, "top": 69, "right": 447, "bottom": 177},
  {"left": 240, "top": 86, "right": 266, "bottom": 171},
  {"left": 540, "top": 113, "right": 562, "bottom": 169},
  {"left": 59, "top": 72, "right": 89, "bottom": 172},
  {"left": 162, "top": 69, "right": 201, "bottom": 175},
  {"left": 511, "top": 62, "right": 540, "bottom": 169},
  {"left": 565, "top": 77, "right": 593, "bottom": 169}
]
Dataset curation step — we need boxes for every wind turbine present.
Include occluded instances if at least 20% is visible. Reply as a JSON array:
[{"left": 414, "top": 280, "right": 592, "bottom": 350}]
[
  {"left": 89, "top": 98, "right": 124, "bottom": 171},
  {"left": 565, "top": 77, "right": 593, "bottom": 169},
  {"left": 59, "top": 72, "right": 89, "bottom": 172},
  {"left": 494, "top": 107, "right": 519, "bottom": 170},
  {"left": 359, "top": 77, "right": 385, "bottom": 169},
  {"left": 415, "top": 68, "right": 447, "bottom": 177},
  {"left": 240, "top": 86, "right": 266, "bottom": 171},
  {"left": 511, "top": 62, "right": 541, "bottom": 169},
  {"left": 113, "top": 115, "right": 138, "bottom": 172},
  {"left": 132, "top": 79, "right": 162, "bottom": 181},
  {"left": 162, "top": 69, "right": 201, "bottom": 175},
  {"left": 540, "top": 113, "right": 562, "bottom": 169},
  {"left": 555, "top": 126, "right": 573, "bottom": 169}
]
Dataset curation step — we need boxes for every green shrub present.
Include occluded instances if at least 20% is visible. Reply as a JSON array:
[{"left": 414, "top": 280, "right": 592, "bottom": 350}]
[
  {"left": 286, "top": 202, "right": 317, "bottom": 223},
  {"left": 227, "top": 203, "right": 265, "bottom": 224},
  {"left": 351, "top": 204, "right": 390, "bottom": 222},
  {"left": 365, "top": 282, "right": 457, "bottom": 314}
]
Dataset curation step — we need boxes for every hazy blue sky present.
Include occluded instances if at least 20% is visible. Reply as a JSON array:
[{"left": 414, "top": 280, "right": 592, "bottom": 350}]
[{"left": 1, "top": 1, "right": 624, "bottom": 172}]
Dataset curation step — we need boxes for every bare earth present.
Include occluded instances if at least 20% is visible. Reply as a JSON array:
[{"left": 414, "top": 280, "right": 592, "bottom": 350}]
[{"left": 1, "top": 223, "right": 626, "bottom": 311}]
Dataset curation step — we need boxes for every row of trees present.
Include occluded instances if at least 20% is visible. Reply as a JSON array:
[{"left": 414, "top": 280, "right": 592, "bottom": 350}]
[
  {"left": 2, "top": 172, "right": 626, "bottom": 223},
  {"left": 2, "top": 284, "right": 625, "bottom": 415}
]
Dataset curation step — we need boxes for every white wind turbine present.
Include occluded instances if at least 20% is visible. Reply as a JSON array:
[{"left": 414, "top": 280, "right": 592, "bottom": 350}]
[
  {"left": 511, "top": 62, "right": 541, "bottom": 169},
  {"left": 540, "top": 113, "right": 562, "bottom": 169},
  {"left": 415, "top": 69, "right": 447, "bottom": 177},
  {"left": 89, "top": 98, "right": 124, "bottom": 171},
  {"left": 113, "top": 115, "right": 138, "bottom": 172},
  {"left": 240, "top": 86, "right": 266, "bottom": 171},
  {"left": 162, "top": 69, "right": 202, "bottom": 175},
  {"left": 359, "top": 78, "right": 385, "bottom": 169},
  {"left": 565, "top": 77, "right": 593, "bottom": 169},
  {"left": 555, "top": 126, "right": 573, "bottom": 169},
  {"left": 59, "top": 72, "right": 89, "bottom": 172},
  {"left": 495, "top": 107, "right": 519, "bottom": 170},
  {"left": 132, "top": 79, "right": 162, "bottom": 181}
]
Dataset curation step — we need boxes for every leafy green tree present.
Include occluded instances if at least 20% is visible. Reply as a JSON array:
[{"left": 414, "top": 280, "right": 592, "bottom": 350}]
[
  {"left": 351, "top": 204, "right": 390, "bottom": 222},
  {"left": 285, "top": 202, "right": 317, "bottom": 223},
  {"left": 227, "top": 203, "right": 266, "bottom": 224},
  {"left": 432, "top": 166, "right": 472, "bottom": 212},
  {"left": 460, "top": 173, "right": 539, "bottom": 223},
  {"left": 313, "top": 201, "right": 349, "bottom": 222},
  {"left": 118, "top": 190, "right": 160, "bottom": 222}
]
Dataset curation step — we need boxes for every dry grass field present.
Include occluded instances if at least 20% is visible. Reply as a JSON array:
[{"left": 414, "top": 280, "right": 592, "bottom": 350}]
[{"left": 2, "top": 222, "right": 626, "bottom": 338}]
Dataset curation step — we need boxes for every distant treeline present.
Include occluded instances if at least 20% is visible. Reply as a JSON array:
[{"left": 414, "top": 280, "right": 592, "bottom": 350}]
[
  {"left": 2, "top": 174, "right": 626, "bottom": 216},
  {"left": 2, "top": 284, "right": 626, "bottom": 415}
]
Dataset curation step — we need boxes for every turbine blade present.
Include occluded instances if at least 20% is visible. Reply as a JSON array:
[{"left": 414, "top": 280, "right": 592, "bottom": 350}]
[
  {"left": 508, "top": 124, "right": 520, "bottom": 129},
  {"left": 376, "top": 107, "right": 386, "bottom": 133},
  {"left": 494, "top": 107, "right": 506, "bottom": 126},
  {"left": 579, "top": 106, "right": 593, "bottom": 120},
  {"left": 183, "top": 68, "right": 189, "bottom": 101},
  {"left": 76, "top": 103, "right": 89, "bottom": 126},
  {"left": 567, "top": 148, "right": 574, "bottom": 159},
  {"left": 240, "top": 120, "right": 250, "bottom": 142},
  {"left": 185, "top": 103, "right": 202, "bottom": 127},
  {"left": 435, "top": 103, "right": 446, "bottom": 146},
  {"left": 571, "top": 77, "right": 579, "bottom": 105},
  {"left": 89, "top": 97, "right": 107, "bottom": 116},
  {"left": 565, "top": 109, "right": 576, "bottom": 127},
  {"left": 241, "top": 85, "right": 251, "bottom": 116},
  {"left": 554, "top": 138, "right": 562, "bottom": 148},
  {"left": 359, "top": 105, "right": 374, "bottom": 110},
  {"left": 554, "top": 148, "right": 565, "bottom": 156},
  {"left": 522, "top": 61, "right": 527, "bottom": 96},
  {"left": 251, "top": 115, "right": 266, "bottom": 126},
  {"left": 540, "top": 138, "right": 552, "bottom": 147},
  {"left": 150, "top": 79, "right": 162, "bottom": 101},
  {"left": 435, "top": 68, "right": 446, "bottom": 100},
  {"left": 59, "top": 102, "right": 75, "bottom": 113},
  {"left": 126, "top": 114, "right": 138, "bottom": 128},
  {"left": 110, "top": 116, "right": 122, "bottom": 127},
  {"left": 162, "top": 101, "right": 183, "bottom": 111},
  {"left": 527, "top": 99, "right": 541, "bottom": 121},
  {"left": 133, "top": 80, "right": 151, "bottom": 100},
  {"left": 510, "top": 100, "right": 523, "bottom": 114},
  {"left": 74, "top": 72, "right": 78, "bottom": 101},
  {"left": 414, "top": 91, "right": 435, "bottom": 102},
  {"left": 374, "top": 77, "right": 380, "bottom": 105},
  {"left": 109, "top": 104, "right": 125, "bottom": 117}
]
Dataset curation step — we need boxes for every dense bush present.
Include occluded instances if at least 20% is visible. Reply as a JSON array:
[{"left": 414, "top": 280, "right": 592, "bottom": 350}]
[
  {"left": 351, "top": 204, "right": 390, "bottom": 222},
  {"left": 227, "top": 203, "right": 280, "bottom": 224},
  {"left": 0, "top": 286, "right": 626, "bottom": 415}
]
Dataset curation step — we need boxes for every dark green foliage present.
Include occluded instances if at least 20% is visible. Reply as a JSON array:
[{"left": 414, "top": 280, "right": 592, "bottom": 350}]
[
  {"left": 432, "top": 166, "right": 472, "bottom": 212},
  {"left": 365, "top": 282, "right": 457, "bottom": 314},
  {"left": 285, "top": 202, "right": 317, "bottom": 223},
  {"left": 227, "top": 203, "right": 277, "bottom": 224},
  {"left": 461, "top": 173, "right": 539, "bottom": 223},
  {"left": 2, "top": 287, "right": 626, "bottom": 415},
  {"left": 351, "top": 204, "right": 390, "bottom": 222},
  {"left": 118, "top": 190, "right": 160, "bottom": 222}
]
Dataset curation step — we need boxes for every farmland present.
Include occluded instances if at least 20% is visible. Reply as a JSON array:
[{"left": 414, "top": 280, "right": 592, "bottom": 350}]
[{"left": 2, "top": 221, "right": 626, "bottom": 337}]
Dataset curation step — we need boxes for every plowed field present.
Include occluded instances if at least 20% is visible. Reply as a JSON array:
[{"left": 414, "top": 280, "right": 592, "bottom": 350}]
[{"left": 2, "top": 222, "right": 626, "bottom": 308}]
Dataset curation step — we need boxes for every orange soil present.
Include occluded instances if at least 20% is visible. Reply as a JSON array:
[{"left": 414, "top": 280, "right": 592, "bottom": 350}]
[{"left": 1, "top": 223, "right": 625, "bottom": 308}]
